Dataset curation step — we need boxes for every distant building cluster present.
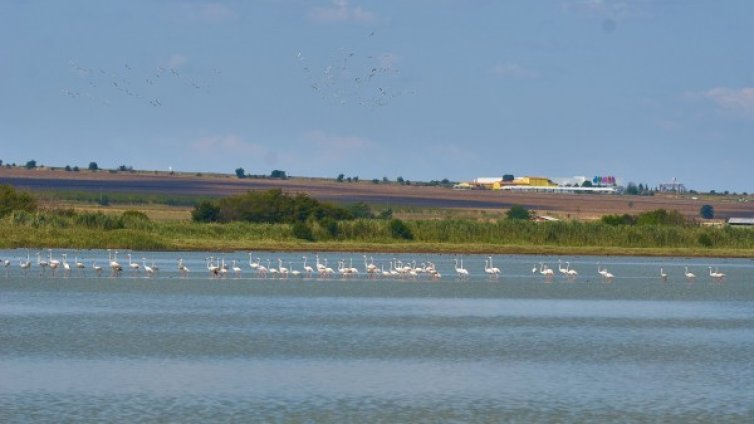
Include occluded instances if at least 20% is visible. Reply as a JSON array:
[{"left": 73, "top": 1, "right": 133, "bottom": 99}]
[{"left": 454, "top": 175, "right": 621, "bottom": 194}]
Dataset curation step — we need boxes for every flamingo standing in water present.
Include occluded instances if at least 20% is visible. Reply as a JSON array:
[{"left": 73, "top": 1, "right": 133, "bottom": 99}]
[
  {"left": 454, "top": 259, "right": 469, "bottom": 279},
  {"left": 684, "top": 267, "right": 696, "bottom": 282},
  {"left": 302, "top": 256, "right": 314, "bottom": 277},
  {"left": 708, "top": 266, "right": 726, "bottom": 282},
  {"left": 660, "top": 268, "right": 668, "bottom": 282}
]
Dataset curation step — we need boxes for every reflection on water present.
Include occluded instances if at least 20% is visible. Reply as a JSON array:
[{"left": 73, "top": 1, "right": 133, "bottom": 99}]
[{"left": 1, "top": 251, "right": 754, "bottom": 422}]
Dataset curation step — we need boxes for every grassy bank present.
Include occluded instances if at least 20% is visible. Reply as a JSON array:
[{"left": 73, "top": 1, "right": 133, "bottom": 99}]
[{"left": 1, "top": 210, "right": 753, "bottom": 257}]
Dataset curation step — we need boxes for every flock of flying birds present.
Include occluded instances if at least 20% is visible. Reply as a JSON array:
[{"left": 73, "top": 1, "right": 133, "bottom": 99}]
[
  {"left": 61, "top": 32, "right": 411, "bottom": 110},
  {"left": 1, "top": 249, "right": 729, "bottom": 283},
  {"left": 297, "top": 31, "right": 414, "bottom": 108},
  {"left": 62, "top": 59, "right": 214, "bottom": 108}
]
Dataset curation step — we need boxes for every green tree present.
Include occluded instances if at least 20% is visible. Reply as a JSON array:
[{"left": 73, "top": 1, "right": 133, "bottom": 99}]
[
  {"left": 502, "top": 174, "right": 515, "bottom": 182},
  {"left": 506, "top": 205, "right": 531, "bottom": 220},
  {"left": 88, "top": 162, "right": 98, "bottom": 171},
  {"left": 581, "top": 180, "right": 593, "bottom": 187},
  {"left": 235, "top": 167, "right": 246, "bottom": 179},
  {"left": 396, "top": 176, "right": 405, "bottom": 184},
  {"left": 700, "top": 204, "right": 715, "bottom": 220},
  {"left": 336, "top": 173, "right": 345, "bottom": 182},
  {"left": 625, "top": 182, "right": 639, "bottom": 195},
  {"left": 270, "top": 169, "right": 287, "bottom": 179},
  {"left": 25, "top": 160, "right": 37, "bottom": 169},
  {"left": 0, "top": 184, "right": 37, "bottom": 217}
]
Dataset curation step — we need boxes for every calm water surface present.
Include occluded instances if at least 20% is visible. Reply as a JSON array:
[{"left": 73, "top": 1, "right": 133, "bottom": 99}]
[{"left": 1, "top": 250, "right": 753, "bottom": 422}]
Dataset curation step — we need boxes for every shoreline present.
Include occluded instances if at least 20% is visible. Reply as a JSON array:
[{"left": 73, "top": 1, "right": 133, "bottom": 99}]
[{"left": 2, "top": 239, "right": 753, "bottom": 259}]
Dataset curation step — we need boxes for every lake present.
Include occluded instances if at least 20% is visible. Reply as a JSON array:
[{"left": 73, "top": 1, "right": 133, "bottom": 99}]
[{"left": 1, "top": 250, "right": 753, "bottom": 422}]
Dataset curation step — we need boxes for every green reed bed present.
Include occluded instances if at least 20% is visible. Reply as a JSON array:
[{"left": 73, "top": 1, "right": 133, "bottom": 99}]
[{"left": 1, "top": 210, "right": 753, "bottom": 256}]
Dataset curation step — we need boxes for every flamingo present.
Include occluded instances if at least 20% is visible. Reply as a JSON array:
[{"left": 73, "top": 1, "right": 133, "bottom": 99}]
[
  {"left": 2, "top": 258, "right": 10, "bottom": 276},
  {"left": 565, "top": 262, "right": 578, "bottom": 279},
  {"left": 109, "top": 250, "right": 122, "bottom": 277},
  {"left": 248, "top": 252, "right": 258, "bottom": 270},
  {"left": 49, "top": 249, "right": 61, "bottom": 277},
  {"left": 256, "top": 258, "right": 268, "bottom": 278},
  {"left": 232, "top": 260, "right": 242, "bottom": 277},
  {"left": 709, "top": 266, "right": 726, "bottom": 281},
  {"left": 19, "top": 250, "right": 32, "bottom": 276},
  {"left": 684, "top": 267, "right": 696, "bottom": 282},
  {"left": 660, "top": 268, "right": 668, "bottom": 282},
  {"left": 206, "top": 257, "right": 219, "bottom": 277},
  {"left": 539, "top": 263, "right": 554, "bottom": 279},
  {"left": 597, "top": 263, "right": 613, "bottom": 282},
  {"left": 75, "top": 255, "right": 86, "bottom": 276},
  {"left": 267, "top": 259, "right": 279, "bottom": 278},
  {"left": 278, "top": 259, "right": 289, "bottom": 278},
  {"left": 289, "top": 261, "right": 301, "bottom": 277},
  {"left": 142, "top": 258, "right": 154, "bottom": 276},
  {"left": 178, "top": 258, "right": 190, "bottom": 277},
  {"left": 558, "top": 260, "right": 569, "bottom": 277},
  {"left": 37, "top": 252, "right": 48, "bottom": 275},
  {"left": 127, "top": 253, "right": 140, "bottom": 273},
  {"left": 484, "top": 258, "right": 497, "bottom": 278},
  {"left": 488, "top": 257, "right": 501, "bottom": 277},
  {"left": 454, "top": 258, "right": 469, "bottom": 279},
  {"left": 92, "top": 261, "right": 103, "bottom": 276},
  {"left": 302, "top": 256, "right": 314, "bottom": 277},
  {"left": 61, "top": 253, "right": 71, "bottom": 278}
]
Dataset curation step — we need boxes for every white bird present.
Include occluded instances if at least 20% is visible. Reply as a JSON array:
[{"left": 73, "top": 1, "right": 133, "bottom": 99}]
[
  {"left": 75, "top": 256, "right": 86, "bottom": 276},
  {"left": 142, "top": 258, "right": 154, "bottom": 276},
  {"left": 454, "top": 259, "right": 469, "bottom": 279},
  {"left": 558, "top": 260, "right": 569, "bottom": 276},
  {"left": 19, "top": 250, "right": 32, "bottom": 276},
  {"left": 232, "top": 260, "right": 242, "bottom": 277},
  {"left": 128, "top": 253, "right": 140, "bottom": 273},
  {"left": 37, "top": 252, "right": 49, "bottom": 274},
  {"left": 92, "top": 261, "right": 103, "bottom": 276},
  {"left": 302, "top": 256, "right": 314, "bottom": 277},
  {"left": 565, "top": 262, "right": 578, "bottom": 279},
  {"left": 49, "top": 249, "right": 61, "bottom": 277},
  {"left": 660, "top": 268, "right": 668, "bottom": 282},
  {"left": 709, "top": 266, "right": 726, "bottom": 281},
  {"left": 289, "top": 262, "right": 301, "bottom": 277},
  {"left": 488, "top": 257, "right": 501, "bottom": 277},
  {"left": 61, "top": 253, "right": 71, "bottom": 277},
  {"left": 178, "top": 258, "right": 190, "bottom": 276},
  {"left": 278, "top": 259, "right": 289, "bottom": 277},
  {"left": 249, "top": 252, "right": 258, "bottom": 270},
  {"left": 109, "top": 250, "right": 122, "bottom": 277},
  {"left": 539, "top": 263, "right": 555, "bottom": 279},
  {"left": 684, "top": 266, "right": 696, "bottom": 282}
]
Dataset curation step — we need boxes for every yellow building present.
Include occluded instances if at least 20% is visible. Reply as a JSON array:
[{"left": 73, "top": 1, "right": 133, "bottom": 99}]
[{"left": 511, "top": 176, "right": 557, "bottom": 187}]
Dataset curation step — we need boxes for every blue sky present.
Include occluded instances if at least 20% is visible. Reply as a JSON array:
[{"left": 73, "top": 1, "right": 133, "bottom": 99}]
[{"left": 1, "top": 0, "right": 753, "bottom": 192}]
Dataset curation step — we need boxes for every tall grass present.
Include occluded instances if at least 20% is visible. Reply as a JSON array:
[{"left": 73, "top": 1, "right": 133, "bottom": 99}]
[{"left": 2, "top": 211, "right": 754, "bottom": 255}]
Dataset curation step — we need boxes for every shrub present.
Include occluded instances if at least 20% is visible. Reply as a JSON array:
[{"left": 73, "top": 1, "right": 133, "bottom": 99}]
[
  {"left": 0, "top": 185, "right": 37, "bottom": 217},
  {"left": 389, "top": 219, "right": 413, "bottom": 240},
  {"left": 700, "top": 204, "right": 714, "bottom": 220},
  {"left": 506, "top": 205, "right": 531, "bottom": 220},
  {"left": 292, "top": 222, "right": 314, "bottom": 241},
  {"left": 192, "top": 201, "right": 221, "bottom": 222}
]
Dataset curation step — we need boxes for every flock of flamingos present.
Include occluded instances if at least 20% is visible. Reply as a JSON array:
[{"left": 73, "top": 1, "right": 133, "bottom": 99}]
[{"left": 1, "top": 249, "right": 729, "bottom": 283}]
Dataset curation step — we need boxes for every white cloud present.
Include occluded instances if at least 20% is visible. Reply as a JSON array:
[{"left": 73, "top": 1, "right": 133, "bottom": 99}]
[
  {"left": 308, "top": 0, "right": 378, "bottom": 24},
  {"left": 303, "top": 129, "right": 373, "bottom": 150},
  {"left": 191, "top": 134, "right": 268, "bottom": 156},
  {"left": 489, "top": 62, "right": 539, "bottom": 79},
  {"left": 166, "top": 53, "right": 188, "bottom": 70},
  {"left": 701, "top": 87, "right": 754, "bottom": 117},
  {"left": 564, "top": 0, "right": 631, "bottom": 19},
  {"left": 174, "top": 2, "right": 237, "bottom": 24}
]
